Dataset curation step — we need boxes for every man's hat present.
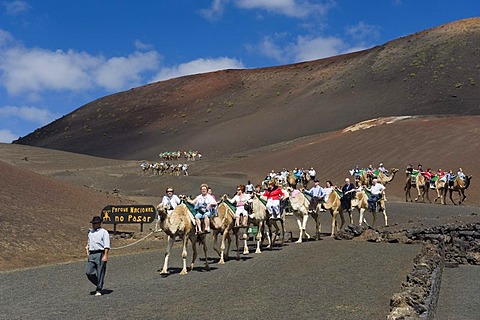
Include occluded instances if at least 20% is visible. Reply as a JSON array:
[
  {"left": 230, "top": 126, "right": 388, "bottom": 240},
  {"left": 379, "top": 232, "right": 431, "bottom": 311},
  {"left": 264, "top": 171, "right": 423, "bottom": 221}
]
[{"left": 90, "top": 216, "right": 102, "bottom": 224}]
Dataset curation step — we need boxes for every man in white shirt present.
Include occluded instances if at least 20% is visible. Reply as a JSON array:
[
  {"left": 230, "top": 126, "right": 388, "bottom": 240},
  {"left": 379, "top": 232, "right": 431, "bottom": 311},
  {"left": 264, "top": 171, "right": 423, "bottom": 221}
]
[
  {"left": 367, "top": 179, "right": 386, "bottom": 211},
  {"left": 85, "top": 216, "right": 110, "bottom": 296}
]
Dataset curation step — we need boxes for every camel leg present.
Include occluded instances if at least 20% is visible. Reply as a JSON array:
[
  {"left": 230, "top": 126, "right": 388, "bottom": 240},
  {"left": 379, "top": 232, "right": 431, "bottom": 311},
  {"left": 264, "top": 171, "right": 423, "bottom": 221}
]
[
  {"left": 302, "top": 214, "right": 311, "bottom": 240},
  {"left": 255, "top": 223, "right": 263, "bottom": 253},
  {"left": 339, "top": 212, "right": 346, "bottom": 231},
  {"left": 213, "top": 231, "right": 221, "bottom": 257},
  {"left": 294, "top": 215, "right": 304, "bottom": 243},
  {"left": 266, "top": 224, "right": 273, "bottom": 250},
  {"left": 414, "top": 186, "right": 421, "bottom": 202},
  {"left": 202, "top": 236, "right": 210, "bottom": 271},
  {"left": 449, "top": 190, "right": 457, "bottom": 205},
  {"left": 219, "top": 230, "right": 227, "bottom": 264},
  {"left": 358, "top": 208, "right": 365, "bottom": 226},
  {"left": 189, "top": 235, "right": 197, "bottom": 272},
  {"left": 243, "top": 235, "right": 250, "bottom": 255},
  {"left": 160, "top": 236, "right": 175, "bottom": 275},
  {"left": 371, "top": 210, "right": 377, "bottom": 227},
  {"left": 382, "top": 208, "right": 388, "bottom": 226},
  {"left": 425, "top": 188, "right": 431, "bottom": 203},
  {"left": 330, "top": 211, "right": 336, "bottom": 238},
  {"left": 280, "top": 220, "right": 285, "bottom": 245}
]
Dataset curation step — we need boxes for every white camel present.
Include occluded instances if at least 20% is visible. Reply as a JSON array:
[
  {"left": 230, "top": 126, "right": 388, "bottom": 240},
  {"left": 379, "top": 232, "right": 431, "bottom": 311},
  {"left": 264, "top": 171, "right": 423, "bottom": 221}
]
[{"left": 288, "top": 188, "right": 312, "bottom": 243}]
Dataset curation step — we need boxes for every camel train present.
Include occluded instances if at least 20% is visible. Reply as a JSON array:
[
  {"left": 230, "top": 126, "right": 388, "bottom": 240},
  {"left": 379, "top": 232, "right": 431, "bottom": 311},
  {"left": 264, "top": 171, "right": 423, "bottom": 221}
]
[
  {"left": 154, "top": 166, "right": 470, "bottom": 275},
  {"left": 155, "top": 182, "right": 391, "bottom": 275}
]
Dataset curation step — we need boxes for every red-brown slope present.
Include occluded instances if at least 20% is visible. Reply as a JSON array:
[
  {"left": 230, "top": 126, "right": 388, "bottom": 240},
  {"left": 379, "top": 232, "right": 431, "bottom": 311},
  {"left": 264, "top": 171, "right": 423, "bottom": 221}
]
[{"left": 0, "top": 160, "right": 126, "bottom": 271}]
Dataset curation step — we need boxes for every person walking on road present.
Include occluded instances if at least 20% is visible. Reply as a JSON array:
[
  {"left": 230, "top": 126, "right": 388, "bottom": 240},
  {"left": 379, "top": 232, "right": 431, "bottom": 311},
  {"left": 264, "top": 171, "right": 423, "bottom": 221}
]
[{"left": 85, "top": 216, "right": 110, "bottom": 296}]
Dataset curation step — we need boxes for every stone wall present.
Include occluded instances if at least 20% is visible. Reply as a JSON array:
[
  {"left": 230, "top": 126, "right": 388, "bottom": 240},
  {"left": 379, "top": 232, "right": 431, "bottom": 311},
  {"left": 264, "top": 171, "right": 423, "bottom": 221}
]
[{"left": 337, "top": 222, "right": 480, "bottom": 319}]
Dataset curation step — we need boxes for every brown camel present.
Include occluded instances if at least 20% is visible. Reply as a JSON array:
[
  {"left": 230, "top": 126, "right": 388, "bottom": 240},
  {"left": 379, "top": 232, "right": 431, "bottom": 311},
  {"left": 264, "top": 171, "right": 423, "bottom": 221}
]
[
  {"left": 445, "top": 176, "right": 472, "bottom": 205},
  {"left": 415, "top": 173, "right": 431, "bottom": 203},
  {"left": 242, "top": 195, "right": 267, "bottom": 254},
  {"left": 405, "top": 173, "right": 430, "bottom": 203},
  {"left": 351, "top": 190, "right": 388, "bottom": 226},
  {"left": 300, "top": 171, "right": 310, "bottom": 189},
  {"left": 211, "top": 201, "right": 237, "bottom": 264},
  {"left": 433, "top": 178, "right": 447, "bottom": 205},
  {"left": 287, "top": 171, "right": 297, "bottom": 188},
  {"left": 357, "top": 171, "right": 372, "bottom": 187},
  {"left": 376, "top": 168, "right": 399, "bottom": 185},
  {"left": 322, "top": 190, "right": 346, "bottom": 238},
  {"left": 156, "top": 203, "right": 209, "bottom": 275},
  {"left": 264, "top": 190, "right": 289, "bottom": 249}
]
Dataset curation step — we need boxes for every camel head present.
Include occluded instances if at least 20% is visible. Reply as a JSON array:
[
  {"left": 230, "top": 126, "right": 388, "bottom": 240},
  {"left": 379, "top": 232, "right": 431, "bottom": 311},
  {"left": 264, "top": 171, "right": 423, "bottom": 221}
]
[
  {"left": 156, "top": 204, "right": 168, "bottom": 221},
  {"left": 465, "top": 175, "right": 472, "bottom": 189}
]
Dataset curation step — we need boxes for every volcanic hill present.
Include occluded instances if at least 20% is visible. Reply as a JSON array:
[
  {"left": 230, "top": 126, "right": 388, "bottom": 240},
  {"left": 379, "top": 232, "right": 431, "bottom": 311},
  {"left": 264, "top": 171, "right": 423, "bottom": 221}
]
[{"left": 13, "top": 18, "right": 480, "bottom": 161}]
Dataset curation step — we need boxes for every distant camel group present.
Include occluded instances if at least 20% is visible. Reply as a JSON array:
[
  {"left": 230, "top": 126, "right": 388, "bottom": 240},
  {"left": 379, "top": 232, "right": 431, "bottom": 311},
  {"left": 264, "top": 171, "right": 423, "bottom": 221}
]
[
  {"left": 158, "top": 150, "right": 202, "bottom": 161},
  {"left": 141, "top": 161, "right": 188, "bottom": 176},
  {"left": 405, "top": 173, "right": 472, "bottom": 205}
]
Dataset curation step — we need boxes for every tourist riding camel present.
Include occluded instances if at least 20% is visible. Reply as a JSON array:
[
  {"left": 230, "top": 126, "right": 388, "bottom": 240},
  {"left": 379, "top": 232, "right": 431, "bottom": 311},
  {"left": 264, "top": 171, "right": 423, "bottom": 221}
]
[
  {"left": 223, "top": 185, "right": 251, "bottom": 228},
  {"left": 367, "top": 179, "right": 385, "bottom": 211},
  {"left": 263, "top": 180, "right": 284, "bottom": 219},
  {"left": 156, "top": 203, "right": 209, "bottom": 275}
]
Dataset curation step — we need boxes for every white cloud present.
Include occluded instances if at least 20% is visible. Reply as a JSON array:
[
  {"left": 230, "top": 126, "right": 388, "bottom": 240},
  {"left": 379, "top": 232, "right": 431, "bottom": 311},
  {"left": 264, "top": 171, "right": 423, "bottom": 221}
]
[
  {"left": 0, "top": 29, "right": 14, "bottom": 46},
  {"left": 95, "top": 51, "right": 160, "bottom": 91},
  {"left": 235, "top": 0, "right": 332, "bottom": 18},
  {"left": 199, "top": 0, "right": 227, "bottom": 21},
  {"left": 200, "top": 0, "right": 334, "bottom": 20},
  {"left": 345, "top": 21, "right": 380, "bottom": 42},
  {"left": 134, "top": 39, "right": 154, "bottom": 51},
  {"left": 0, "top": 128, "right": 18, "bottom": 143},
  {"left": 258, "top": 36, "right": 289, "bottom": 63},
  {"left": 0, "top": 47, "right": 100, "bottom": 95},
  {"left": 291, "top": 35, "right": 347, "bottom": 62},
  {"left": 256, "top": 34, "right": 351, "bottom": 63},
  {"left": 0, "top": 105, "right": 58, "bottom": 125},
  {"left": 2, "top": 0, "right": 30, "bottom": 15},
  {"left": 152, "top": 57, "right": 245, "bottom": 82},
  {"left": 0, "top": 44, "right": 162, "bottom": 95}
]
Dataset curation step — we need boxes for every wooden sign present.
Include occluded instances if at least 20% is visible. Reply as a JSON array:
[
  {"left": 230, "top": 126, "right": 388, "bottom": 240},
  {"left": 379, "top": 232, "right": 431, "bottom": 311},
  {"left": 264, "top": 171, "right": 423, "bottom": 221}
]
[{"left": 101, "top": 205, "right": 156, "bottom": 224}]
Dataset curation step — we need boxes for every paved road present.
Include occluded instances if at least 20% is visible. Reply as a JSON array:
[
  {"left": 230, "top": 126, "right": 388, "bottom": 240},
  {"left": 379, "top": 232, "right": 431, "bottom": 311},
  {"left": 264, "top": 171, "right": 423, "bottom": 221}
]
[{"left": 1, "top": 202, "right": 479, "bottom": 320}]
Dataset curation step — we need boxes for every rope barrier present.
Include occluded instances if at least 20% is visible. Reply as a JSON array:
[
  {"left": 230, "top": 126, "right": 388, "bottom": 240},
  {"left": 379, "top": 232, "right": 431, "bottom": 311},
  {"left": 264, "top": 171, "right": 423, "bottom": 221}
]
[{"left": 110, "top": 231, "right": 157, "bottom": 250}]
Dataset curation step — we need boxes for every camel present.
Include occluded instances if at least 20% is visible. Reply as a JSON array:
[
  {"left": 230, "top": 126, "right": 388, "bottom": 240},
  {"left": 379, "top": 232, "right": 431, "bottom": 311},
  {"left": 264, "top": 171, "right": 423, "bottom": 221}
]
[
  {"left": 264, "top": 189, "right": 290, "bottom": 249},
  {"left": 287, "top": 171, "right": 297, "bottom": 188},
  {"left": 433, "top": 178, "right": 447, "bottom": 205},
  {"left": 351, "top": 190, "right": 388, "bottom": 226},
  {"left": 357, "top": 171, "right": 373, "bottom": 187},
  {"left": 414, "top": 173, "right": 431, "bottom": 203},
  {"left": 322, "top": 190, "right": 347, "bottom": 238},
  {"left": 210, "top": 201, "right": 237, "bottom": 264},
  {"left": 405, "top": 173, "right": 430, "bottom": 203},
  {"left": 445, "top": 175, "right": 472, "bottom": 205},
  {"left": 300, "top": 171, "right": 310, "bottom": 189},
  {"left": 242, "top": 195, "right": 267, "bottom": 254},
  {"left": 288, "top": 189, "right": 312, "bottom": 243},
  {"left": 156, "top": 203, "right": 209, "bottom": 275},
  {"left": 377, "top": 168, "right": 399, "bottom": 185}
]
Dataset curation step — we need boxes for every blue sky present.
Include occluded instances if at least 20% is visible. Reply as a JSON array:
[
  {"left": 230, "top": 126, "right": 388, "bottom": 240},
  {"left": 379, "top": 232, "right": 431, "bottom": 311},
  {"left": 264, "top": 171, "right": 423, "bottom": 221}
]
[{"left": 0, "top": 0, "right": 478, "bottom": 143}]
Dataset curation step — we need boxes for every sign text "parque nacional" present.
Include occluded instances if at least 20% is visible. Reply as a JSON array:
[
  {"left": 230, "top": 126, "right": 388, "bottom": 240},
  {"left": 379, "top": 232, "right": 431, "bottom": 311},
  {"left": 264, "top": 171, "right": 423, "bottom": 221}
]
[{"left": 101, "top": 205, "right": 156, "bottom": 224}]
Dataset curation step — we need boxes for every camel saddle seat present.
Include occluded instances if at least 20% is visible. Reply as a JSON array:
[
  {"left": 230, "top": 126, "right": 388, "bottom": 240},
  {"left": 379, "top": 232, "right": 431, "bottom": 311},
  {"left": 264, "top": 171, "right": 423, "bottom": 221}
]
[
  {"left": 181, "top": 200, "right": 197, "bottom": 219},
  {"left": 219, "top": 199, "right": 236, "bottom": 219}
]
